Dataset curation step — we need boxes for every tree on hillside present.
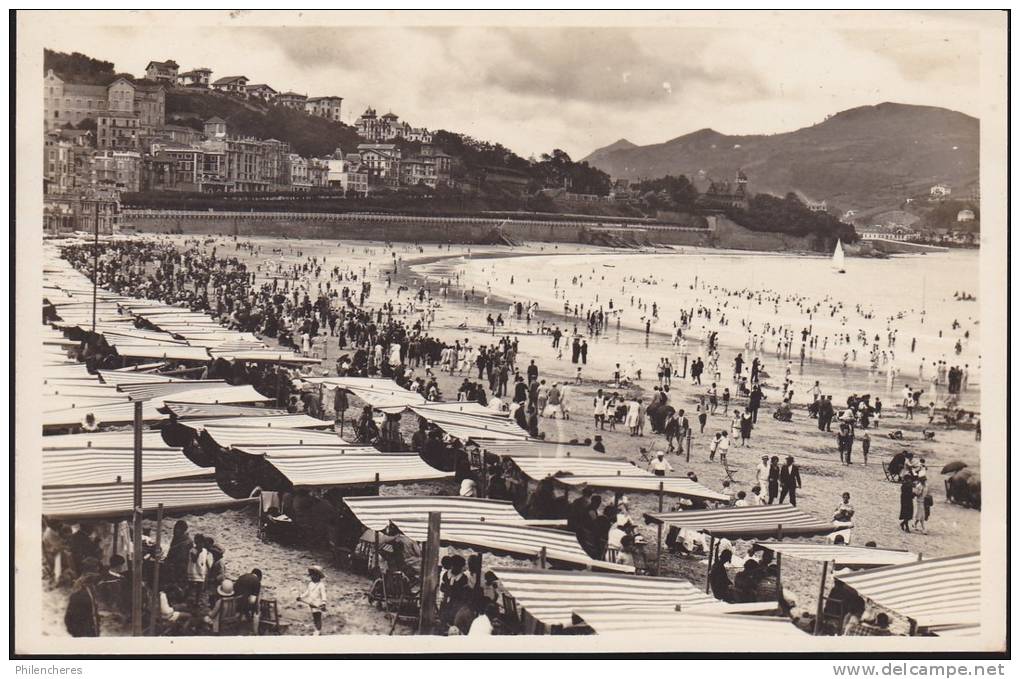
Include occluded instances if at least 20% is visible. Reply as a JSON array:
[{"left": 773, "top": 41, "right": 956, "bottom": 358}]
[
  {"left": 632, "top": 175, "right": 698, "bottom": 211},
  {"left": 724, "top": 192, "right": 857, "bottom": 247},
  {"left": 44, "top": 49, "right": 117, "bottom": 84}
]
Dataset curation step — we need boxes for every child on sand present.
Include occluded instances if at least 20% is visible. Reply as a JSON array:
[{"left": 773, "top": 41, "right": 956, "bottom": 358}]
[{"left": 297, "top": 566, "right": 327, "bottom": 636}]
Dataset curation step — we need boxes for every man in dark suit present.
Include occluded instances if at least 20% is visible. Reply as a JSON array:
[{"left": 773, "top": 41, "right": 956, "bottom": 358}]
[{"left": 779, "top": 456, "right": 802, "bottom": 506}]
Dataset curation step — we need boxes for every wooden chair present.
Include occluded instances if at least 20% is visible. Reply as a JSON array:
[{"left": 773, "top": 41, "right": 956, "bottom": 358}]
[
  {"left": 208, "top": 595, "right": 244, "bottom": 635},
  {"left": 258, "top": 598, "right": 284, "bottom": 635},
  {"left": 882, "top": 461, "right": 901, "bottom": 483},
  {"left": 500, "top": 592, "right": 523, "bottom": 634}
]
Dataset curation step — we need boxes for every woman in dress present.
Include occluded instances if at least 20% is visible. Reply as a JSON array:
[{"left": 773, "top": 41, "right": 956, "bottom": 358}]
[{"left": 898, "top": 477, "right": 915, "bottom": 532}]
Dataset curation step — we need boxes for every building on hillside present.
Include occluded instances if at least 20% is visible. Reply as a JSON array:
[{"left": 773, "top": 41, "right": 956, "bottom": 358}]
[
  {"left": 357, "top": 143, "right": 402, "bottom": 184},
  {"left": 246, "top": 84, "right": 278, "bottom": 102},
  {"left": 930, "top": 184, "right": 952, "bottom": 199},
  {"left": 144, "top": 60, "right": 179, "bottom": 85},
  {"left": 44, "top": 134, "right": 91, "bottom": 195},
  {"left": 355, "top": 107, "right": 428, "bottom": 142},
  {"left": 305, "top": 96, "right": 343, "bottom": 123},
  {"left": 94, "top": 150, "right": 142, "bottom": 192},
  {"left": 204, "top": 117, "right": 228, "bottom": 139},
  {"left": 403, "top": 126, "right": 432, "bottom": 143},
  {"left": 276, "top": 91, "right": 307, "bottom": 110},
  {"left": 308, "top": 158, "right": 330, "bottom": 188},
  {"left": 44, "top": 70, "right": 167, "bottom": 141},
  {"left": 858, "top": 224, "right": 920, "bottom": 241},
  {"left": 160, "top": 124, "right": 204, "bottom": 147},
  {"left": 177, "top": 68, "right": 213, "bottom": 88},
  {"left": 43, "top": 189, "right": 118, "bottom": 235},
  {"left": 133, "top": 81, "right": 166, "bottom": 133},
  {"left": 806, "top": 200, "right": 828, "bottom": 213},
  {"left": 96, "top": 110, "right": 140, "bottom": 151},
  {"left": 957, "top": 209, "right": 976, "bottom": 222},
  {"left": 285, "top": 153, "right": 312, "bottom": 190},
  {"left": 696, "top": 170, "right": 749, "bottom": 210},
  {"left": 400, "top": 156, "right": 438, "bottom": 188},
  {"left": 141, "top": 154, "right": 177, "bottom": 192},
  {"left": 212, "top": 75, "right": 249, "bottom": 96}
]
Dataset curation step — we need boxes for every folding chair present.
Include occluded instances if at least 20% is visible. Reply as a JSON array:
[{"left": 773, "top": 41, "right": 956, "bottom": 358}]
[
  {"left": 881, "top": 461, "right": 900, "bottom": 483},
  {"left": 209, "top": 595, "right": 245, "bottom": 635},
  {"left": 258, "top": 598, "right": 284, "bottom": 635}
]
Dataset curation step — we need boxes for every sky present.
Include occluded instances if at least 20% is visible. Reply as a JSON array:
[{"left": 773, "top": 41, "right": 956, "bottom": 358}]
[{"left": 35, "top": 11, "right": 988, "bottom": 160}]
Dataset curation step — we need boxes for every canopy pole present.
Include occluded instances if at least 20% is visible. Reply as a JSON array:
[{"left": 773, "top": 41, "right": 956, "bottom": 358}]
[
  {"left": 131, "top": 401, "right": 144, "bottom": 636},
  {"left": 655, "top": 482, "right": 665, "bottom": 576},
  {"left": 111, "top": 519, "right": 119, "bottom": 560},
  {"left": 417, "top": 511, "right": 442, "bottom": 635},
  {"left": 704, "top": 534, "right": 715, "bottom": 594},
  {"left": 149, "top": 503, "right": 164, "bottom": 636},
  {"left": 776, "top": 552, "right": 784, "bottom": 607},
  {"left": 813, "top": 560, "right": 831, "bottom": 635},
  {"left": 538, "top": 546, "right": 547, "bottom": 569},
  {"left": 686, "top": 430, "right": 692, "bottom": 464},
  {"left": 481, "top": 455, "right": 488, "bottom": 497},
  {"left": 777, "top": 523, "right": 784, "bottom": 541}
]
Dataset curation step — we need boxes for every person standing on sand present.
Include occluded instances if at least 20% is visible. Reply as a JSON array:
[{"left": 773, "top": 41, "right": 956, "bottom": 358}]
[
  {"left": 766, "top": 456, "right": 781, "bottom": 504},
  {"left": 778, "top": 456, "right": 802, "bottom": 506},
  {"left": 297, "top": 566, "right": 328, "bottom": 635},
  {"left": 898, "top": 478, "right": 914, "bottom": 533}
]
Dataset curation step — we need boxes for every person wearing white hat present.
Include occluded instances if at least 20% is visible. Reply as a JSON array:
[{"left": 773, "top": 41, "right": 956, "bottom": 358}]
[
  {"left": 297, "top": 566, "right": 327, "bottom": 635},
  {"left": 203, "top": 579, "right": 235, "bottom": 634},
  {"left": 650, "top": 451, "right": 674, "bottom": 476}
]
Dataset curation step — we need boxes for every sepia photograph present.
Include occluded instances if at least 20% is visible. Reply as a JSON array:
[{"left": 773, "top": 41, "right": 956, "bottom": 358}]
[{"left": 11, "top": 9, "right": 1010, "bottom": 659}]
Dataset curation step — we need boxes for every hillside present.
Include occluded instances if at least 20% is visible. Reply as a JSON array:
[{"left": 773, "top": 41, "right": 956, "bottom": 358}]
[
  {"left": 165, "top": 90, "right": 364, "bottom": 158},
  {"left": 582, "top": 103, "right": 979, "bottom": 213}
]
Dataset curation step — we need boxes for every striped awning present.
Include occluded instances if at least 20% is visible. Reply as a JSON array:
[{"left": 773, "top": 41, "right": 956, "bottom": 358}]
[
  {"left": 98, "top": 370, "right": 187, "bottom": 385},
  {"left": 43, "top": 431, "right": 177, "bottom": 451},
  {"left": 512, "top": 457, "right": 645, "bottom": 478},
  {"left": 42, "top": 480, "right": 257, "bottom": 520},
  {"left": 232, "top": 444, "right": 373, "bottom": 458},
  {"left": 44, "top": 395, "right": 133, "bottom": 412},
  {"left": 303, "top": 377, "right": 427, "bottom": 411},
  {"left": 209, "top": 349, "right": 321, "bottom": 365},
  {"left": 342, "top": 496, "right": 527, "bottom": 532},
  {"left": 835, "top": 552, "right": 981, "bottom": 629},
  {"left": 755, "top": 542, "right": 919, "bottom": 568},
  {"left": 116, "top": 380, "right": 227, "bottom": 401},
  {"left": 491, "top": 568, "right": 717, "bottom": 628},
  {"left": 549, "top": 475, "right": 729, "bottom": 502},
  {"left": 476, "top": 439, "right": 608, "bottom": 459},
  {"left": 265, "top": 453, "right": 453, "bottom": 488},
  {"left": 43, "top": 400, "right": 166, "bottom": 428},
  {"left": 571, "top": 608, "right": 806, "bottom": 636},
  {"left": 426, "top": 422, "right": 530, "bottom": 442},
  {"left": 42, "top": 385, "right": 128, "bottom": 399},
  {"left": 202, "top": 426, "right": 347, "bottom": 448},
  {"left": 410, "top": 407, "right": 523, "bottom": 436},
  {"left": 164, "top": 402, "right": 288, "bottom": 419},
  {"left": 43, "top": 447, "right": 209, "bottom": 486},
  {"left": 391, "top": 519, "right": 633, "bottom": 573},
  {"left": 147, "top": 384, "right": 272, "bottom": 405},
  {"left": 113, "top": 344, "right": 212, "bottom": 362},
  {"left": 176, "top": 414, "right": 333, "bottom": 431},
  {"left": 644, "top": 505, "right": 838, "bottom": 539},
  {"left": 411, "top": 402, "right": 505, "bottom": 417}
]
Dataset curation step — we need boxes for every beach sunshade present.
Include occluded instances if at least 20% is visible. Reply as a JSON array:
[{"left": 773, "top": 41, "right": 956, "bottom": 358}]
[
  {"left": 232, "top": 444, "right": 375, "bottom": 458},
  {"left": 754, "top": 542, "right": 918, "bottom": 568},
  {"left": 511, "top": 457, "right": 646, "bottom": 478},
  {"left": 42, "top": 400, "right": 166, "bottom": 428},
  {"left": 148, "top": 384, "right": 272, "bottom": 405},
  {"left": 164, "top": 402, "right": 288, "bottom": 419},
  {"left": 411, "top": 401, "right": 505, "bottom": 417},
  {"left": 264, "top": 453, "right": 453, "bottom": 488},
  {"left": 42, "top": 430, "right": 177, "bottom": 451},
  {"left": 202, "top": 426, "right": 347, "bottom": 449},
  {"left": 550, "top": 475, "right": 729, "bottom": 502},
  {"left": 116, "top": 380, "right": 227, "bottom": 401},
  {"left": 42, "top": 480, "right": 257, "bottom": 520},
  {"left": 98, "top": 370, "right": 187, "bottom": 385},
  {"left": 176, "top": 414, "right": 333, "bottom": 431},
  {"left": 44, "top": 395, "right": 133, "bottom": 411},
  {"left": 644, "top": 505, "right": 837, "bottom": 539},
  {"left": 476, "top": 439, "right": 610, "bottom": 459},
  {"left": 391, "top": 518, "right": 632, "bottom": 573},
  {"left": 43, "top": 447, "right": 209, "bottom": 486},
  {"left": 410, "top": 406, "right": 521, "bottom": 435},
  {"left": 834, "top": 552, "right": 981, "bottom": 629},
  {"left": 42, "top": 385, "right": 129, "bottom": 399},
  {"left": 941, "top": 461, "right": 968, "bottom": 475},
  {"left": 209, "top": 349, "right": 321, "bottom": 365},
  {"left": 492, "top": 568, "right": 717, "bottom": 630},
  {"left": 427, "top": 422, "right": 529, "bottom": 442},
  {"left": 571, "top": 608, "right": 806, "bottom": 636},
  {"left": 113, "top": 344, "right": 212, "bottom": 362},
  {"left": 342, "top": 496, "right": 526, "bottom": 532}
]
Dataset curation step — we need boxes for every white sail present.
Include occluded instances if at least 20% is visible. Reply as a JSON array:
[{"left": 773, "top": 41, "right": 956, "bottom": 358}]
[{"left": 832, "top": 239, "right": 846, "bottom": 272}]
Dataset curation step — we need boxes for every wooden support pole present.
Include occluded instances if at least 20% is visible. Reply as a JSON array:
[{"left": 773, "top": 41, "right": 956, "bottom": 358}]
[
  {"left": 111, "top": 519, "right": 119, "bottom": 559},
  {"left": 686, "top": 430, "right": 692, "bottom": 464},
  {"left": 417, "top": 511, "right": 442, "bottom": 635},
  {"left": 131, "top": 401, "right": 144, "bottom": 636},
  {"left": 776, "top": 552, "right": 784, "bottom": 606},
  {"left": 149, "top": 503, "right": 164, "bottom": 635},
  {"left": 704, "top": 535, "right": 715, "bottom": 594},
  {"left": 538, "top": 546, "right": 547, "bottom": 569},
  {"left": 655, "top": 482, "right": 665, "bottom": 575},
  {"left": 813, "top": 560, "right": 831, "bottom": 635}
]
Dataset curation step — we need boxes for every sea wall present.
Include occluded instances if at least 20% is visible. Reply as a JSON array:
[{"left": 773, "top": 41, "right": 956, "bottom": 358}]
[{"left": 120, "top": 209, "right": 816, "bottom": 251}]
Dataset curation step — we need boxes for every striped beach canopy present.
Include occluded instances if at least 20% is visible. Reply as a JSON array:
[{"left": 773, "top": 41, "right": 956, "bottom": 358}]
[
  {"left": 209, "top": 349, "right": 321, "bottom": 365},
  {"left": 571, "top": 608, "right": 806, "bottom": 636},
  {"left": 42, "top": 480, "right": 257, "bottom": 520},
  {"left": 755, "top": 542, "right": 919, "bottom": 568},
  {"left": 410, "top": 407, "right": 522, "bottom": 436},
  {"left": 44, "top": 394, "right": 134, "bottom": 411},
  {"left": 303, "top": 376, "right": 406, "bottom": 391},
  {"left": 343, "top": 496, "right": 526, "bottom": 532},
  {"left": 116, "top": 380, "right": 228, "bottom": 401},
  {"left": 164, "top": 402, "right": 288, "bottom": 419},
  {"left": 43, "top": 400, "right": 166, "bottom": 428},
  {"left": 304, "top": 377, "right": 427, "bottom": 411},
  {"left": 475, "top": 439, "right": 609, "bottom": 459},
  {"left": 43, "top": 431, "right": 177, "bottom": 451},
  {"left": 644, "top": 505, "right": 837, "bottom": 539},
  {"left": 491, "top": 568, "right": 717, "bottom": 629},
  {"left": 98, "top": 370, "right": 187, "bottom": 385},
  {"left": 42, "top": 447, "right": 209, "bottom": 486},
  {"left": 834, "top": 552, "right": 981, "bottom": 629},
  {"left": 411, "top": 402, "right": 505, "bottom": 417},
  {"left": 112, "top": 362, "right": 171, "bottom": 373},
  {"left": 265, "top": 452, "right": 453, "bottom": 488},
  {"left": 42, "top": 385, "right": 127, "bottom": 399},
  {"left": 391, "top": 518, "right": 633, "bottom": 573},
  {"left": 104, "top": 334, "right": 188, "bottom": 348},
  {"left": 101, "top": 329, "right": 185, "bottom": 344},
  {"left": 232, "top": 444, "right": 373, "bottom": 458},
  {"left": 550, "top": 475, "right": 729, "bottom": 502},
  {"left": 146, "top": 384, "right": 272, "bottom": 405},
  {"left": 176, "top": 414, "right": 333, "bottom": 431},
  {"left": 428, "top": 422, "right": 530, "bottom": 442},
  {"left": 113, "top": 344, "right": 212, "bottom": 362},
  {"left": 202, "top": 425, "right": 347, "bottom": 449},
  {"left": 511, "top": 457, "right": 645, "bottom": 478}
]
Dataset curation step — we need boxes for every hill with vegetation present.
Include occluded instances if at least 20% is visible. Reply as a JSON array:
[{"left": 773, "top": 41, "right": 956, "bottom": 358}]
[{"left": 583, "top": 102, "right": 979, "bottom": 214}]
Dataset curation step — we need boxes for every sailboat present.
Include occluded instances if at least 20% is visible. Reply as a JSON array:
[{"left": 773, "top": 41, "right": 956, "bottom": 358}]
[{"left": 832, "top": 239, "right": 847, "bottom": 274}]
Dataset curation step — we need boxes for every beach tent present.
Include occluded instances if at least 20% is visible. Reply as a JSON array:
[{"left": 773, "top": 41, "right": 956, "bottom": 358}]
[
  {"left": 98, "top": 370, "right": 187, "bottom": 385},
  {"left": 570, "top": 608, "right": 806, "bottom": 637},
  {"left": 115, "top": 380, "right": 228, "bottom": 401},
  {"left": 644, "top": 505, "right": 838, "bottom": 540},
  {"left": 834, "top": 552, "right": 980, "bottom": 634},
  {"left": 491, "top": 567, "right": 717, "bottom": 633},
  {"left": 409, "top": 401, "right": 504, "bottom": 417},
  {"left": 342, "top": 496, "right": 529, "bottom": 532},
  {"left": 42, "top": 446, "right": 209, "bottom": 486},
  {"left": 208, "top": 349, "right": 321, "bottom": 365},
  {"left": 389, "top": 518, "right": 634, "bottom": 573},
  {"left": 409, "top": 406, "right": 522, "bottom": 436},
  {"left": 175, "top": 414, "right": 333, "bottom": 431},
  {"left": 263, "top": 452, "right": 453, "bottom": 488},
  {"left": 164, "top": 402, "right": 288, "bottom": 419},
  {"left": 201, "top": 425, "right": 347, "bottom": 449},
  {"left": 43, "top": 395, "right": 134, "bottom": 411},
  {"left": 112, "top": 344, "right": 212, "bottom": 363},
  {"left": 231, "top": 444, "right": 373, "bottom": 458},
  {"left": 43, "top": 400, "right": 166, "bottom": 429},
  {"left": 302, "top": 376, "right": 427, "bottom": 412},
  {"left": 42, "top": 480, "right": 257, "bottom": 520},
  {"left": 42, "top": 430, "right": 177, "bottom": 451},
  {"left": 473, "top": 439, "right": 608, "bottom": 459},
  {"left": 42, "top": 385, "right": 128, "bottom": 399},
  {"left": 143, "top": 384, "right": 272, "bottom": 406}
]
